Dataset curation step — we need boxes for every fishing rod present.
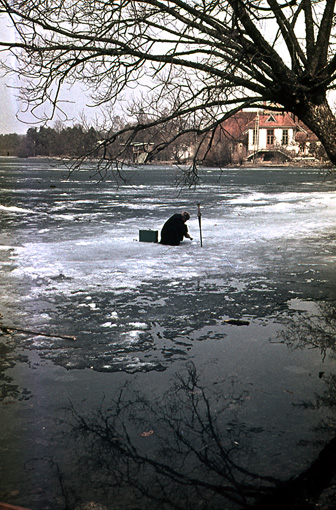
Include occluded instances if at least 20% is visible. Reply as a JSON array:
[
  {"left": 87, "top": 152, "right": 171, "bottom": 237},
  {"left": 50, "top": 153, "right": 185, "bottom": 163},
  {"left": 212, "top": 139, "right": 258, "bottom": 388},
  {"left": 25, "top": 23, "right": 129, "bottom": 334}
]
[{"left": 197, "top": 203, "right": 203, "bottom": 247}]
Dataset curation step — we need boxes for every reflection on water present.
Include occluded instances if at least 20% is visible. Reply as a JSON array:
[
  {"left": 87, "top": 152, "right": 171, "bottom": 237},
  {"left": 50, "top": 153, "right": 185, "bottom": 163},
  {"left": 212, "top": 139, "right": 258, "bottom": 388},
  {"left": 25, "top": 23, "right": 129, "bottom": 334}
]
[
  {"left": 66, "top": 363, "right": 276, "bottom": 510},
  {"left": 60, "top": 360, "right": 336, "bottom": 510},
  {"left": 278, "top": 299, "right": 336, "bottom": 363},
  {"left": 0, "top": 160, "right": 336, "bottom": 509},
  {"left": 0, "top": 340, "right": 30, "bottom": 403}
]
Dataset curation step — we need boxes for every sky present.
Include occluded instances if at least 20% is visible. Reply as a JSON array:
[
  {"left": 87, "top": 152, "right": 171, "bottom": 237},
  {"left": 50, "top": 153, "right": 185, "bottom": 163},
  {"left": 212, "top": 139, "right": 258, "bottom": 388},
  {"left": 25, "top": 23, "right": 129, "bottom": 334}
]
[
  {"left": 0, "top": 66, "right": 96, "bottom": 135},
  {"left": 0, "top": 15, "right": 97, "bottom": 135},
  {"left": 0, "top": 75, "right": 98, "bottom": 135},
  {"left": 0, "top": 76, "right": 97, "bottom": 135},
  {"left": 1, "top": 7, "right": 335, "bottom": 137},
  {"left": 0, "top": 15, "right": 24, "bottom": 134},
  {"left": 0, "top": 76, "right": 21, "bottom": 134}
]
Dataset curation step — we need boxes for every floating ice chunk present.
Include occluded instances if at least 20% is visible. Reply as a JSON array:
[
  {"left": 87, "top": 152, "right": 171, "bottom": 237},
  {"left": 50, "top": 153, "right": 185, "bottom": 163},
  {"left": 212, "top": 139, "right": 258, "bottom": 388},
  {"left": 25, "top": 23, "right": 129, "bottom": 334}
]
[
  {"left": 121, "top": 330, "right": 142, "bottom": 343},
  {"left": 75, "top": 241, "right": 94, "bottom": 246},
  {"left": 55, "top": 214, "right": 76, "bottom": 221},
  {"left": 78, "top": 301, "right": 98, "bottom": 310},
  {"left": 128, "top": 322, "right": 147, "bottom": 329},
  {"left": 0, "top": 204, "right": 34, "bottom": 213},
  {"left": 128, "top": 330, "right": 141, "bottom": 339}
]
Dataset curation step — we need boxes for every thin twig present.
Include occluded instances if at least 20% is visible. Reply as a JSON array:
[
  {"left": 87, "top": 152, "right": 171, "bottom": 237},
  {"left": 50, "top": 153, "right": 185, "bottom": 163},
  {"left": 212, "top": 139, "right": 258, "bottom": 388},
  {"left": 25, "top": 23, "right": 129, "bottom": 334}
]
[{"left": 0, "top": 325, "right": 76, "bottom": 341}]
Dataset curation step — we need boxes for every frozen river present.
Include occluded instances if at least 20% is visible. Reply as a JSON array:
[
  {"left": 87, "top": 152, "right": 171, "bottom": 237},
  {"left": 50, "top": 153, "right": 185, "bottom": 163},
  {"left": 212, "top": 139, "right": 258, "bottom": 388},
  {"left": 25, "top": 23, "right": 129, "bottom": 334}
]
[{"left": 1, "top": 158, "right": 336, "bottom": 509}]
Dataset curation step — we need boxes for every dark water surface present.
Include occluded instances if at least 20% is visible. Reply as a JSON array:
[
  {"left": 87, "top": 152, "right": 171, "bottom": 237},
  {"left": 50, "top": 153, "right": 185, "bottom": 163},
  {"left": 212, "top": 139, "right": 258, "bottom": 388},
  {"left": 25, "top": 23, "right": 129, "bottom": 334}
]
[{"left": 1, "top": 159, "right": 336, "bottom": 509}]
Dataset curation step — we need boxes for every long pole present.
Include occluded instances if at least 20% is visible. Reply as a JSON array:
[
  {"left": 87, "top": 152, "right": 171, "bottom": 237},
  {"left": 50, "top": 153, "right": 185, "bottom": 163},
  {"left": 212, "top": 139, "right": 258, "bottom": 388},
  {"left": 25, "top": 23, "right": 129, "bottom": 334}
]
[{"left": 197, "top": 203, "right": 203, "bottom": 247}]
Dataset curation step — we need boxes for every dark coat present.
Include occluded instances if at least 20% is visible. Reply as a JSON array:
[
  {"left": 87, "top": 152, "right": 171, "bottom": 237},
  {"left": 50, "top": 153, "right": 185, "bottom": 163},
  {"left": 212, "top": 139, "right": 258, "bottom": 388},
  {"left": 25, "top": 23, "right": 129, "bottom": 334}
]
[{"left": 160, "top": 214, "right": 188, "bottom": 246}]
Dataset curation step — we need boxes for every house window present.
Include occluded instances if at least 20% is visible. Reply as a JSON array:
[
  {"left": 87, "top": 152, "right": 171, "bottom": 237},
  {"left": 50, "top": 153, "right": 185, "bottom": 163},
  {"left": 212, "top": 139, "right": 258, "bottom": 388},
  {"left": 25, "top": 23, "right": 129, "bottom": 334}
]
[
  {"left": 267, "top": 129, "right": 274, "bottom": 145},
  {"left": 282, "top": 129, "right": 289, "bottom": 145},
  {"left": 253, "top": 128, "right": 258, "bottom": 146}
]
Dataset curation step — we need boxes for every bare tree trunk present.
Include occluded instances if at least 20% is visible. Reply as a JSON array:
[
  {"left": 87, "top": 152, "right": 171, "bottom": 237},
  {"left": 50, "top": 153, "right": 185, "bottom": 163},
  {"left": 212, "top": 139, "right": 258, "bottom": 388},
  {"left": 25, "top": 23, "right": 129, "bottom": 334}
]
[{"left": 295, "top": 99, "right": 336, "bottom": 164}]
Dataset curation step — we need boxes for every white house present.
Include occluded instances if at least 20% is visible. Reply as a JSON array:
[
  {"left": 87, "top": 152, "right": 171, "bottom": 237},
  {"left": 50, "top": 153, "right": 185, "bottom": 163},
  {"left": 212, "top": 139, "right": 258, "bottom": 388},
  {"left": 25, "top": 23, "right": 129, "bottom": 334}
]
[{"left": 245, "top": 111, "right": 301, "bottom": 154}]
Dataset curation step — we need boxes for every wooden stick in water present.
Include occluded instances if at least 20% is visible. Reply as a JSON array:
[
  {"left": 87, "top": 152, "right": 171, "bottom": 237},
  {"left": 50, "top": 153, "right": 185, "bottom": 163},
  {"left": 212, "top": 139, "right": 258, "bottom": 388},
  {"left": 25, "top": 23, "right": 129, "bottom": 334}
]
[
  {"left": 0, "top": 325, "right": 76, "bottom": 341},
  {"left": 0, "top": 503, "right": 32, "bottom": 510}
]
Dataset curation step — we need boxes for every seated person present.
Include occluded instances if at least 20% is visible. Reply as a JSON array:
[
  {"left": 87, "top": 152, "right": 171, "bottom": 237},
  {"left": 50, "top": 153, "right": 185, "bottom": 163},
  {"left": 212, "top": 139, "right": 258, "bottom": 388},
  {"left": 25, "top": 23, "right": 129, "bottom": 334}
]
[{"left": 160, "top": 211, "right": 192, "bottom": 246}]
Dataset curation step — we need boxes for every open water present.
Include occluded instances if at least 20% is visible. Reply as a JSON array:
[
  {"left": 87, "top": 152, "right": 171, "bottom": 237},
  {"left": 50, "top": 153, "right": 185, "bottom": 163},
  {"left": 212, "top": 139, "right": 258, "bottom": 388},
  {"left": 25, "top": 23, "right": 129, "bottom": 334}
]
[{"left": 0, "top": 158, "right": 336, "bottom": 509}]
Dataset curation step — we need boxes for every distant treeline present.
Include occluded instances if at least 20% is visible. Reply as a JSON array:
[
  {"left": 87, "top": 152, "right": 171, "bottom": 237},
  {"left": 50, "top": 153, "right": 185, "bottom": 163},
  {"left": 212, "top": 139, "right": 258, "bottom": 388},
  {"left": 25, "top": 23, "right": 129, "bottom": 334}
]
[
  {"left": 0, "top": 125, "right": 100, "bottom": 158},
  {"left": 0, "top": 122, "right": 237, "bottom": 166}
]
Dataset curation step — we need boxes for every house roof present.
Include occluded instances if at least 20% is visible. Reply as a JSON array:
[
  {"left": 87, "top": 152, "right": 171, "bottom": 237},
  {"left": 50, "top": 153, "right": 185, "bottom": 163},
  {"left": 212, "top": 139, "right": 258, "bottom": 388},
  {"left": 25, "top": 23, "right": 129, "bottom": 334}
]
[
  {"left": 217, "top": 111, "right": 257, "bottom": 140},
  {"left": 295, "top": 130, "right": 319, "bottom": 143},
  {"left": 244, "top": 112, "right": 298, "bottom": 130}
]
